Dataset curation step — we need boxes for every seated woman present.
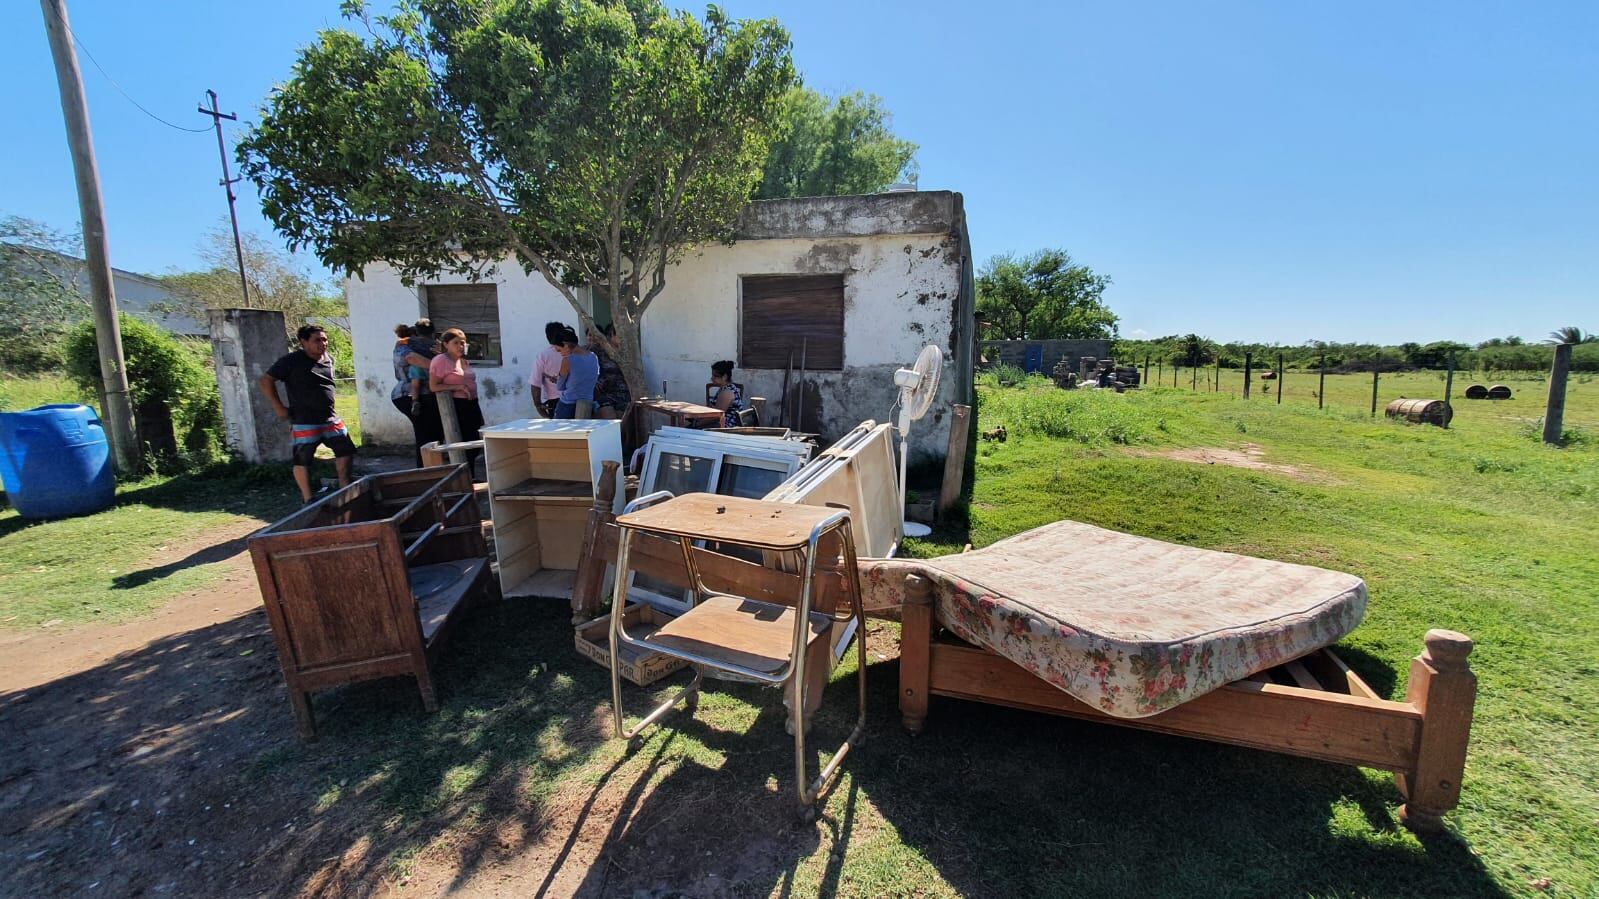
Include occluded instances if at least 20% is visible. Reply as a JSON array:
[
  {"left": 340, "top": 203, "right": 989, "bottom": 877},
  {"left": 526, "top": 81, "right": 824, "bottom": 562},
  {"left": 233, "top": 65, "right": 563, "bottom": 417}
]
[
  {"left": 588, "top": 324, "right": 631, "bottom": 419},
  {"left": 709, "top": 359, "right": 745, "bottom": 428}
]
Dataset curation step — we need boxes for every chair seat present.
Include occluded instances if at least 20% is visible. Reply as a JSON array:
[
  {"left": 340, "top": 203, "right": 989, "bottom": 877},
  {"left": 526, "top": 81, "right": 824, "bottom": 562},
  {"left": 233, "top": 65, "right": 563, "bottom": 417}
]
[{"left": 646, "top": 595, "right": 831, "bottom": 675}]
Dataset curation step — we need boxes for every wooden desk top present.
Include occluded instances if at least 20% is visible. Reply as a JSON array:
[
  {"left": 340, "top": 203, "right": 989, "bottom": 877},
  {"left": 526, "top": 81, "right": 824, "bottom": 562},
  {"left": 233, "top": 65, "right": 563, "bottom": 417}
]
[
  {"left": 616, "top": 493, "right": 848, "bottom": 550},
  {"left": 636, "top": 398, "right": 722, "bottom": 418}
]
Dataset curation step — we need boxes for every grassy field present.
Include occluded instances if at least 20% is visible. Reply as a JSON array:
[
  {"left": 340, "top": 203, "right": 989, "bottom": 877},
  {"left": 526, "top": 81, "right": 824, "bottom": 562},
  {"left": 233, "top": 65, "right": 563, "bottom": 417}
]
[{"left": 0, "top": 374, "right": 358, "bottom": 629}]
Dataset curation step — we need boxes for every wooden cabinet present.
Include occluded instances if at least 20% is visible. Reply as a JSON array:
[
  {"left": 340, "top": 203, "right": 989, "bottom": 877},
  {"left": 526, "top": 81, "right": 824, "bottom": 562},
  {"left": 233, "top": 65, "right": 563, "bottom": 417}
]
[{"left": 482, "top": 419, "right": 624, "bottom": 598}]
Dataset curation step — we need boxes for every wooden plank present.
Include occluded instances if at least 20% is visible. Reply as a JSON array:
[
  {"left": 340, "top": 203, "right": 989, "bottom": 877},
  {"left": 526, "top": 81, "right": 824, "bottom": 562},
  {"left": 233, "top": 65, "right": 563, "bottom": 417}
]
[
  {"left": 1283, "top": 659, "right": 1322, "bottom": 691},
  {"left": 536, "top": 505, "right": 589, "bottom": 570},
  {"left": 588, "top": 522, "right": 850, "bottom": 611},
  {"left": 937, "top": 404, "right": 971, "bottom": 520},
  {"left": 898, "top": 575, "right": 933, "bottom": 734},
  {"left": 925, "top": 641, "right": 1424, "bottom": 772},
  {"left": 494, "top": 477, "right": 593, "bottom": 500},
  {"left": 650, "top": 595, "right": 830, "bottom": 674}
]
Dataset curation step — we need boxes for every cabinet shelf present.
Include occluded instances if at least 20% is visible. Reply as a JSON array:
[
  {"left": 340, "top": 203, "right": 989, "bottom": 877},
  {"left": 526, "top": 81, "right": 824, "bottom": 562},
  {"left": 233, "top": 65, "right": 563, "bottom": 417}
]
[{"left": 493, "top": 477, "right": 593, "bottom": 502}]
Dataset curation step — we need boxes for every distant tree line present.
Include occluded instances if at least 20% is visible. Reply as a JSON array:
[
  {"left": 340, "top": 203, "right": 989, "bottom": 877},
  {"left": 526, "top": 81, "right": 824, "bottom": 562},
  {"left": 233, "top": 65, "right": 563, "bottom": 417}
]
[{"left": 1113, "top": 333, "right": 1598, "bottom": 373}]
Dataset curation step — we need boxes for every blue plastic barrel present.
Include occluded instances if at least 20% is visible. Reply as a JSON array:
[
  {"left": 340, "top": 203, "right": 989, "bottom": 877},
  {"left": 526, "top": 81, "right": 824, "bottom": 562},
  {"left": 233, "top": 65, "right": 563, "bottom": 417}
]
[{"left": 0, "top": 404, "right": 116, "bottom": 519}]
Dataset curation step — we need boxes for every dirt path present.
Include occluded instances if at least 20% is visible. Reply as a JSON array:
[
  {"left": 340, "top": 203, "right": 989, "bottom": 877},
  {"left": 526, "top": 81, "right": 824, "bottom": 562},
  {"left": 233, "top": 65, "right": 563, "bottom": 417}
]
[{"left": 0, "top": 518, "right": 265, "bottom": 694}]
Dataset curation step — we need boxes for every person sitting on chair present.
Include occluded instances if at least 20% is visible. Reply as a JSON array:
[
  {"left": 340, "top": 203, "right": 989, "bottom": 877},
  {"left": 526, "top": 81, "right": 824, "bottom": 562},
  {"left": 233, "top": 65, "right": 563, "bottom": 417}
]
[{"left": 709, "top": 359, "right": 745, "bottom": 428}]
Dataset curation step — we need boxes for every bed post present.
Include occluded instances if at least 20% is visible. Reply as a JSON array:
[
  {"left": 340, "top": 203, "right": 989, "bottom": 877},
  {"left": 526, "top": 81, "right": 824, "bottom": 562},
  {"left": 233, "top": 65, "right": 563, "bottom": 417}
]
[
  {"left": 1397, "top": 629, "right": 1476, "bottom": 833},
  {"left": 900, "top": 573, "right": 933, "bottom": 735},
  {"left": 572, "top": 460, "right": 621, "bottom": 624}
]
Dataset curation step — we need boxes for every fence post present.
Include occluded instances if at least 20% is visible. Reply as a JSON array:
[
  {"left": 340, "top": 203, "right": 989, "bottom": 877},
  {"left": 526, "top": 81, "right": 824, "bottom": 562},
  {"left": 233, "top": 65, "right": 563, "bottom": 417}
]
[
  {"left": 1543, "top": 343, "right": 1573, "bottom": 446},
  {"left": 1214, "top": 359, "right": 1220, "bottom": 392},
  {"left": 1443, "top": 352, "right": 1456, "bottom": 429},
  {"left": 436, "top": 391, "right": 466, "bottom": 465},
  {"left": 1244, "top": 353, "right": 1252, "bottom": 399},
  {"left": 1175, "top": 364, "right": 1180, "bottom": 388},
  {"left": 1277, "top": 352, "right": 1284, "bottom": 404},
  {"left": 1192, "top": 361, "right": 1198, "bottom": 391},
  {"left": 938, "top": 404, "right": 972, "bottom": 519},
  {"left": 1318, "top": 352, "right": 1326, "bottom": 410},
  {"left": 1143, "top": 354, "right": 1150, "bottom": 387},
  {"left": 1371, "top": 369, "right": 1380, "bottom": 417},
  {"left": 1158, "top": 361, "right": 1163, "bottom": 386}
]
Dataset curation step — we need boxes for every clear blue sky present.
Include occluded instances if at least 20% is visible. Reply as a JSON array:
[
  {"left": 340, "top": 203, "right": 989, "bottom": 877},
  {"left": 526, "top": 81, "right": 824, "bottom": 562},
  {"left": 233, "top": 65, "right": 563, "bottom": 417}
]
[{"left": 3, "top": 1, "right": 1594, "bottom": 345}]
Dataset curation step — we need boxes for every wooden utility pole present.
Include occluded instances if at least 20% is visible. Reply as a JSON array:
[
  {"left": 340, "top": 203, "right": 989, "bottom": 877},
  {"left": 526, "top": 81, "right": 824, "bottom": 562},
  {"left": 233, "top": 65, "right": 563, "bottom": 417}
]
[
  {"left": 1318, "top": 352, "right": 1326, "bottom": 409},
  {"left": 198, "top": 90, "right": 250, "bottom": 305},
  {"left": 1543, "top": 343, "right": 1573, "bottom": 446},
  {"left": 1443, "top": 352, "right": 1455, "bottom": 429},
  {"left": 40, "top": 0, "right": 139, "bottom": 473}
]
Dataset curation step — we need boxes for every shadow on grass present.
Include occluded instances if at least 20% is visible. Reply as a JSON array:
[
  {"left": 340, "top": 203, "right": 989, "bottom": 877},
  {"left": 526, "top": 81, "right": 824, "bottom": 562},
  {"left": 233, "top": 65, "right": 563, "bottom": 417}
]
[{"left": 0, "top": 597, "right": 1509, "bottom": 898}]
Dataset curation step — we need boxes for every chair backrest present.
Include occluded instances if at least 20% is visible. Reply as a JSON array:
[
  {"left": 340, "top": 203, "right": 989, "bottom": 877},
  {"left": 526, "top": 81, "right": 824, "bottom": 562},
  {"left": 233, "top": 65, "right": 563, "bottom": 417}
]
[{"left": 737, "top": 406, "right": 760, "bottom": 427}]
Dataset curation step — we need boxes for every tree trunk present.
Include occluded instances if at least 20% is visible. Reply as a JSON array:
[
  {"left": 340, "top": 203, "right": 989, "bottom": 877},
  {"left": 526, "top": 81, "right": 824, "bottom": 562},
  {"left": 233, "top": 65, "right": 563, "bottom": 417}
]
[{"left": 610, "top": 307, "right": 649, "bottom": 403}]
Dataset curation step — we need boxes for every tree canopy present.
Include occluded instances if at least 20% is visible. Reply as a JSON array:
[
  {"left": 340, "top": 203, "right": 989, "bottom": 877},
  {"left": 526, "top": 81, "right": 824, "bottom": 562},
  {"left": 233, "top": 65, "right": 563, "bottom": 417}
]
[
  {"left": 754, "top": 87, "right": 917, "bottom": 199},
  {"left": 0, "top": 215, "right": 88, "bottom": 371},
  {"left": 975, "top": 248, "right": 1116, "bottom": 340},
  {"left": 238, "top": 0, "right": 798, "bottom": 397}
]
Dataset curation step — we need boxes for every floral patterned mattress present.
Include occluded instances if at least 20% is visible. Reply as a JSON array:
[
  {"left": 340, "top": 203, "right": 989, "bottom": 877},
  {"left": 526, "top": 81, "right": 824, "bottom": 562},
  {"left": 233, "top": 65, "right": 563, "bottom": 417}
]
[{"left": 860, "top": 521, "right": 1366, "bottom": 718}]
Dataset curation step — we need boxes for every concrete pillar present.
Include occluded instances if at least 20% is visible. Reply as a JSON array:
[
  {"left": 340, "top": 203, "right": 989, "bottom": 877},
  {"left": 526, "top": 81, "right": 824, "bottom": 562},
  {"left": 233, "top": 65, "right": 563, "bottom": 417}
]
[{"left": 210, "top": 309, "right": 291, "bottom": 464}]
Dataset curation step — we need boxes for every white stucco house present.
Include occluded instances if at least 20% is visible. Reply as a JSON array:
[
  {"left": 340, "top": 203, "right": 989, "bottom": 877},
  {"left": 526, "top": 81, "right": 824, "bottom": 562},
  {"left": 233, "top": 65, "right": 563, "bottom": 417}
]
[
  {"left": 344, "top": 190, "right": 976, "bottom": 461},
  {"left": 5, "top": 245, "right": 208, "bottom": 336}
]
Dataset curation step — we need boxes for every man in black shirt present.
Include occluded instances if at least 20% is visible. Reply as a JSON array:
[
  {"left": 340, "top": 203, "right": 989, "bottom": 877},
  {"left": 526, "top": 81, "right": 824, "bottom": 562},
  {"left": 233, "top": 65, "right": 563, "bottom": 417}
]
[{"left": 258, "top": 325, "right": 357, "bottom": 502}]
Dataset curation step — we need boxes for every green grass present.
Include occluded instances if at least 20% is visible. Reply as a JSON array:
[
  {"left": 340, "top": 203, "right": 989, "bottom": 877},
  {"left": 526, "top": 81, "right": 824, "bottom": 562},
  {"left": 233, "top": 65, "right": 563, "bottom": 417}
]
[
  {"left": 0, "top": 464, "right": 301, "bottom": 628},
  {"left": 0, "top": 372, "right": 89, "bottom": 412}
]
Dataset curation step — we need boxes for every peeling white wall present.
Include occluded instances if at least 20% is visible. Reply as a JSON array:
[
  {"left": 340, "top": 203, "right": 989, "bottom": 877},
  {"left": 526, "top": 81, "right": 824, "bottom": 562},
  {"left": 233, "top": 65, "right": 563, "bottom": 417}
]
[
  {"left": 345, "top": 264, "right": 589, "bottom": 445},
  {"left": 347, "top": 228, "right": 964, "bottom": 460}
]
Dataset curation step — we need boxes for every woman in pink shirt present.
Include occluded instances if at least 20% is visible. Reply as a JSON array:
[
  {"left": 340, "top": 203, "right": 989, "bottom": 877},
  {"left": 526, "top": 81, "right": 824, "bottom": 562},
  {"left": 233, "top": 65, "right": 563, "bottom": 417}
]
[{"left": 428, "top": 328, "right": 485, "bottom": 465}]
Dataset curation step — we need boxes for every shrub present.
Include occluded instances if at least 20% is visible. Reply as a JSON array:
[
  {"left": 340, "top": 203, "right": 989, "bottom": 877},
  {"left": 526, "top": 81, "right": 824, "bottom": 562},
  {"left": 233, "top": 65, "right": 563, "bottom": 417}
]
[{"left": 64, "top": 314, "right": 225, "bottom": 471}]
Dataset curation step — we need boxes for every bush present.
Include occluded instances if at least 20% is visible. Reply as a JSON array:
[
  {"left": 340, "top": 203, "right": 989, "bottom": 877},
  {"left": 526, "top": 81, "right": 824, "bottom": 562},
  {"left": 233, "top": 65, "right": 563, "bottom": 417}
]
[{"left": 64, "top": 314, "right": 225, "bottom": 472}]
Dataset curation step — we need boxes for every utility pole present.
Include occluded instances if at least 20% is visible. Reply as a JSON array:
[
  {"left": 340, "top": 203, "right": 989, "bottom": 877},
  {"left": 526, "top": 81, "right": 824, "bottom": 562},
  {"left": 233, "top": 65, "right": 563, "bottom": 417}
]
[
  {"left": 40, "top": 0, "right": 139, "bottom": 473},
  {"left": 198, "top": 89, "right": 250, "bottom": 304}
]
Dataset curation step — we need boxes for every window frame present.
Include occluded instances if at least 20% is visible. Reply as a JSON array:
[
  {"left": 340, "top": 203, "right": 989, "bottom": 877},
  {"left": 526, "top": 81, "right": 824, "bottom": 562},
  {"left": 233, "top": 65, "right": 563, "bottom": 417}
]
[
  {"left": 738, "top": 273, "right": 846, "bottom": 371},
  {"left": 424, "top": 283, "right": 503, "bottom": 366}
]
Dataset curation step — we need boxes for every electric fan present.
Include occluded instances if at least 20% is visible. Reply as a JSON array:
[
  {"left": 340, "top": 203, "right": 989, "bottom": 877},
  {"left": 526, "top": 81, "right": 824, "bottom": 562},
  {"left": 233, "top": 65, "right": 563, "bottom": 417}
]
[{"left": 893, "top": 344, "right": 943, "bottom": 538}]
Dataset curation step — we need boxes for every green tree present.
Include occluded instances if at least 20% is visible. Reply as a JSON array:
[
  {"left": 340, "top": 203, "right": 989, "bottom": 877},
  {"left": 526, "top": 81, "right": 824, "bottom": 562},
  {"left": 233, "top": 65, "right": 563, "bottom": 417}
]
[
  {"left": 755, "top": 87, "right": 917, "bottom": 198},
  {"left": 1547, "top": 326, "right": 1595, "bottom": 345},
  {"left": 0, "top": 215, "right": 90, "bottom": 372},
  {"left": 975, "top": 248, "right": 1116, "bottom": 340},
  {"left": 238, "top": 0, "right": 797, "bottom": 399},
  {"left": 155, "top": 222, "right": 345, "bottom": 332}
]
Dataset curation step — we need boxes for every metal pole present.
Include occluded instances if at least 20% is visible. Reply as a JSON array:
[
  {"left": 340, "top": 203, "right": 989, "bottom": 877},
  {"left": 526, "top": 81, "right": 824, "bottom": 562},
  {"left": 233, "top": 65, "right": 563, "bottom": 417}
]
[
  {"left": 1276, "top": 353, "right": 1284, "bottom": 404},
  {"left": 1318, "top": 352, "right": 1326, "bottom": 409},
  {"left": 1443, "top": 351, "right": 1455, "bottom": 429},
  {"left": 40, "top": 0, "right": 139, "bottom": 473},
  {"left": 1543, "top": 343, "right": 1573, "bottom": 446},
  {"left": 198, "top": 89, "right": 249, "bottom": 305}
]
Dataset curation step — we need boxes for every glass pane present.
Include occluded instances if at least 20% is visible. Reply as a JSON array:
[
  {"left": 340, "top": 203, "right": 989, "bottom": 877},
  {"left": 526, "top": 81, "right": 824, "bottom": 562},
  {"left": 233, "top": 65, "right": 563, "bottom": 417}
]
[
  {"left": 653, "top": 452, "right": 714, "bottom": 497},
  {"left": 717, "top": 462, "right": 786, "bottom": 500}
]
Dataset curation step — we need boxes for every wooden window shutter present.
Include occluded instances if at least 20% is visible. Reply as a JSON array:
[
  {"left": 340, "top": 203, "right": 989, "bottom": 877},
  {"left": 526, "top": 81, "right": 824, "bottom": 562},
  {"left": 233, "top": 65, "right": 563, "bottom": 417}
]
[
  {"left": 740, "top": 274, "right": 844, "bottom": 370},
  {"left": 425, "top": 284, "right": 501, "bottom": 364}
]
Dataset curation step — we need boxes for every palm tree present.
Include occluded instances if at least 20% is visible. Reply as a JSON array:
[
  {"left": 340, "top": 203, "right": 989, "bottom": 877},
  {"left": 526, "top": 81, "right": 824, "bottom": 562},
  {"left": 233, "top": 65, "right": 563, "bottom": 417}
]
[{"left": 1547, "top": 326, "right": 1595, "bottom": 345}]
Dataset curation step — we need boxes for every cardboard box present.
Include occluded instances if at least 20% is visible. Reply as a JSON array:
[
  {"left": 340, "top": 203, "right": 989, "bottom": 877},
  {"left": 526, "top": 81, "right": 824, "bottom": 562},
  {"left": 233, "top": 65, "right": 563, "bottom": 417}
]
[{"left": 574, "top": 603, "right": 690, "bottom": 686}]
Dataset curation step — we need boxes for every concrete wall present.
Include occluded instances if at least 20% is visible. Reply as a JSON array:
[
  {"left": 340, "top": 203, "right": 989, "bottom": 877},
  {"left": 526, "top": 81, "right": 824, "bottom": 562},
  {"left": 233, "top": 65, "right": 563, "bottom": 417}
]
[
  {"left": 346, "top": 191, "right": 972, "bottom": 462},
  {"left": 345, "top": 263, "right": 592, "bottom": 445},
  {"left": 209, "top": 308, "right": 291, "bottom": 463}
]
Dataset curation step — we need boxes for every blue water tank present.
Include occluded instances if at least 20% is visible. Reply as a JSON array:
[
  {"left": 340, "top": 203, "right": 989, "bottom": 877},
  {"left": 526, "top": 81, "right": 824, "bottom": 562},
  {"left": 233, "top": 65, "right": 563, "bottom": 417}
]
[{"left": 0, "top": 404, "right": 116, "bottom": 519}]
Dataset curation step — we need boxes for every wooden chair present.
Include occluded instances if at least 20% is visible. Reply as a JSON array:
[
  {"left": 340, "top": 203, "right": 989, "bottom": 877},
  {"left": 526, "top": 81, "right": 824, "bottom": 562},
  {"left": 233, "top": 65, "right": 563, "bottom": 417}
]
[
  {"left": 606, "top": 492, "right": 867, "bottom": 820},
  {"left": 247, "top": 464, "right": 493, "bottom": 740}
]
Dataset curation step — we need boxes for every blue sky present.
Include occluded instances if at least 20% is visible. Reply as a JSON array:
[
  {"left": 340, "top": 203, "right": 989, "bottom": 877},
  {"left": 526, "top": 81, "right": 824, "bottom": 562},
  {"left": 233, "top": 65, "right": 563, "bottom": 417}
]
[{"left": 3, "top": 1, "right": 1594, "bottom": 344}]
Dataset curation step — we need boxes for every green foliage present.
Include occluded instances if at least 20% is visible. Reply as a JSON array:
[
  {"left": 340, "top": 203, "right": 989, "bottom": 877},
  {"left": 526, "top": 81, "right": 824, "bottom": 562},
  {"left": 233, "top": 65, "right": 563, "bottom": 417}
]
[
  {"left": 0, "top": 215, "right": 90, "bottom": 373},
  {"left": 238, "top": 0, "right": 799, "bottom": 399},
  {"left": 1548, "top": 325, "right": 1596, "bottom": 345},
  {"left": 754, "top": 87, "right": 917, "bottom": 199},
  {"left": 977, "top": 378, "right": 1162, "bottom": 444},
  {"left": 976, "top": 248, "right": 1116, "bottom": 340},
  {"left": 63, "top": 315, "right": 225, "bottom": 471},
  {"left": 1114, "top": 336, "right": 1599, "bottom": 374}
]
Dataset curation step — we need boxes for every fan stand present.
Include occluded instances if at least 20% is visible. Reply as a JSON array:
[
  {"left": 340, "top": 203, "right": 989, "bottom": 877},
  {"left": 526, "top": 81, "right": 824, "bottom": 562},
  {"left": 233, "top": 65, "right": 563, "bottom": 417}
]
[{"left": 897, "top": 408, "right": 932, "bottom": 538}]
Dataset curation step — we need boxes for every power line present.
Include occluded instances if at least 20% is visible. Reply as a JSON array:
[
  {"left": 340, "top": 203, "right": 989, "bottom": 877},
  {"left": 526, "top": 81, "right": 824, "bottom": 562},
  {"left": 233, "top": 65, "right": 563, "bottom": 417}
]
[{"left": 40, "top": 1, "right": 211, "bottom": 134}]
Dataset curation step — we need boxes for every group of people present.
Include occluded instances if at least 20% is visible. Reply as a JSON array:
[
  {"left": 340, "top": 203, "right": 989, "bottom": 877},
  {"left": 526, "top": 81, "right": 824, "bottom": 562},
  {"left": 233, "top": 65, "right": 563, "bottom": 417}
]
[{"left": 258, "top": 316, "right": 747, "bottom": 504}]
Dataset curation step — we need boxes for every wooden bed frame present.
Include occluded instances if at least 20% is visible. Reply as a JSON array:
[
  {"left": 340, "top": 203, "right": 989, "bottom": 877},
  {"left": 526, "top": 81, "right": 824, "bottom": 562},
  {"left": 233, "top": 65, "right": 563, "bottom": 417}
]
[{"left": 896, "top": 573, "right": 1476, "bottom": 832}]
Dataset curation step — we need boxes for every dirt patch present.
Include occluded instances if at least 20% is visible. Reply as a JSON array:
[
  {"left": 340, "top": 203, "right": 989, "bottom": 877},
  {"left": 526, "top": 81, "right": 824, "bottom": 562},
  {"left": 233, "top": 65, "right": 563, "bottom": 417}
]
[
  {"left": 0, "top": 518, "right": 265, "bottom": 694},
  {"left": 1144, "top": 443, "right": 1322, "bottom": 481}
]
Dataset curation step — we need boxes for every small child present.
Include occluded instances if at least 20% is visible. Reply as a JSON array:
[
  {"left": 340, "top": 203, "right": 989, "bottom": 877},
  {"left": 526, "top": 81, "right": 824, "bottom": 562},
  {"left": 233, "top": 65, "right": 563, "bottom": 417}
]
[{"left": 405, "top": 319, "right": 441, "bottom": 416}]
